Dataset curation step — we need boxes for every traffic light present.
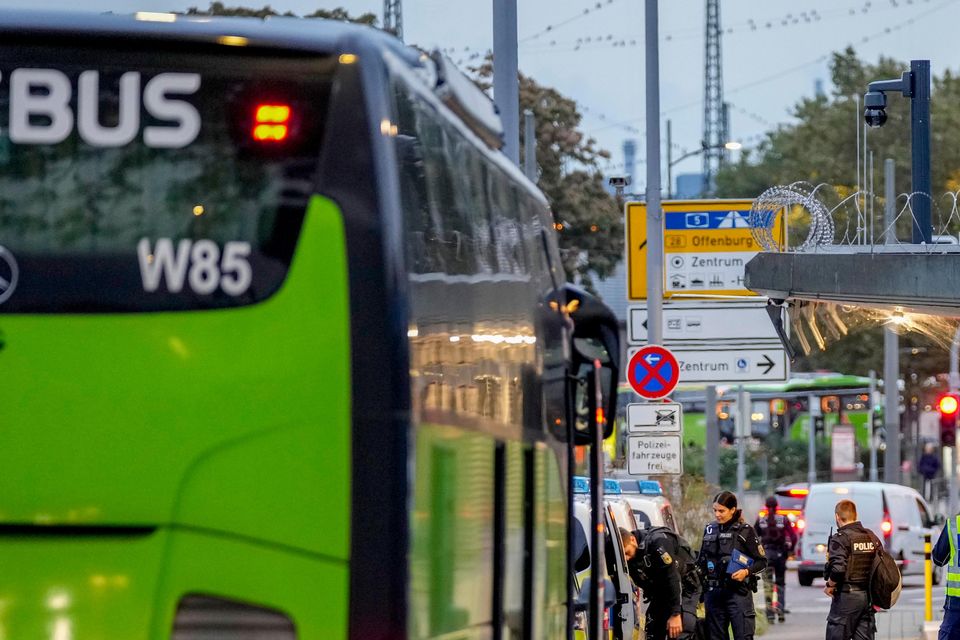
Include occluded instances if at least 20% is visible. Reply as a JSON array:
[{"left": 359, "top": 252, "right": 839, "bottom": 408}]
[{"left": 939, "top": 393, "right": 959, "bottom": 446}]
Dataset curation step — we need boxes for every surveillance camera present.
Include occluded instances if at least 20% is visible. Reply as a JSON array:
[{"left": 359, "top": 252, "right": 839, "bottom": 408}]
[
  {"left": 863, "top": 91, "right": 887, "bottom": 128},
  {"left": 608, "top": 175, "right": 630, "bottom": 188}
]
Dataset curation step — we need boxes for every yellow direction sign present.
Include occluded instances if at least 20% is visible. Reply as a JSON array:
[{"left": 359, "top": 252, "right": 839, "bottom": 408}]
[{"left": 627, "top": 199, "right": 783, "bottom": 300}]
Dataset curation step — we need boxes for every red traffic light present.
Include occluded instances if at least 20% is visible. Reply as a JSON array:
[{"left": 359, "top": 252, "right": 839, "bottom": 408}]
[{"left": 940, "top": 394, "right": 959, "bottom": 415}]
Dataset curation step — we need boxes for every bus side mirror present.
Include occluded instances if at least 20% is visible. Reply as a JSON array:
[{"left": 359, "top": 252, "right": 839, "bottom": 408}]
[{"left": 562, "top": 284, "right": 620, "bottom": 446}]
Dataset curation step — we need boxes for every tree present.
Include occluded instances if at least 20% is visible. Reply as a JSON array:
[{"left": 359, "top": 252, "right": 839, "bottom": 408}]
[
  {"left": 717, "top": 48, "right": 960, "bottom": 378},
  {"left": 717, "top": 47, "right": 960, "bottom": 225},
  {"left": 472, "top": 62, "right": 623, "bottom": 288},
  {"left": 182, "top": 3, "right": 377, "bottom": 25}
]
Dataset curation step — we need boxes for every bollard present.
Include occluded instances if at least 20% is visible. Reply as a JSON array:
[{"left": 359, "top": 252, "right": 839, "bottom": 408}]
[{"left": 925, "top": 532, "right": 933, "bottom": 622}]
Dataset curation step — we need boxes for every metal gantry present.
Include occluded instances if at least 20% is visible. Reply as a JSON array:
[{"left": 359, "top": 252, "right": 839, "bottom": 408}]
[
  {"left": 383, "top": 0, "right": 403, "bottom": 40},
  {"left": 702, "top": 0, "right": 725, "bottom": 194}
]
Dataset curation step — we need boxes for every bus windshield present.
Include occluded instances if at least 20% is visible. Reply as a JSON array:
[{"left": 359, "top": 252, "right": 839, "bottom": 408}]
[{"left": 0, "top": 43, "right": 333, "bottom": 313}]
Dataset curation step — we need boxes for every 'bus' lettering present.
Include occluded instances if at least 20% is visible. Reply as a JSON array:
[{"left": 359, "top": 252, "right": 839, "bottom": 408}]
[
  {"left": 7, "top": 69, "right": 201, "bottom": 148},
  {"left": 78, "top": 71, "right": 140, "bottom": 146},
  {"left": 143, "top": 73, "right": 201, "bottom": 149},
  {"left": 10, "top": 69, "right": 74, "bottom": 144}
]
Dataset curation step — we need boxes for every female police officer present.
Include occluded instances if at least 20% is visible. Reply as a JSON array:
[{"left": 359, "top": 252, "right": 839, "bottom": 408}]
[{"left": 697, "top": 491, "right": 767, "bottom": 640}]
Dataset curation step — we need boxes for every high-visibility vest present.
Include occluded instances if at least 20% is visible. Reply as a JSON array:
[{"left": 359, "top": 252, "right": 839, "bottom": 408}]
[{"left": 947, "top": 516, "right": 960, "bottom": 598}]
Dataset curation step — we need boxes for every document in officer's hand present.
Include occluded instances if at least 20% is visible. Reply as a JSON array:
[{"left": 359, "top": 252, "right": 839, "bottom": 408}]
[{"left": 726, "top": 550, "right": 754, "bottom": 574}]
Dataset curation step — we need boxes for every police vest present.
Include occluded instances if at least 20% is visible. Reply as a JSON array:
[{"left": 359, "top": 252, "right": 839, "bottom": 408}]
[
  {"left": 946, "top": 516, "right": 960, "bottom": 598},
  {"left": 701, "top": 521, "right": 747, "bottom": 578},
  {"left": 758, "top": 515, "right": 788, "bottom": 551},
  {"left": 839, "top": 527, "right": 878, "bottom": 585}
]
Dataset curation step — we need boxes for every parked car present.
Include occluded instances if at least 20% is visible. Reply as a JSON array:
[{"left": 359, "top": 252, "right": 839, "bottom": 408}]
[
  {"left": 607, "top": 477, "right": 679, "bottom": 533},
  {"left": 796, "top": 481, "right": 944, "bottom": 586},
  {"left": 572, "top": 478, "right": 639, "bottom": 639}
]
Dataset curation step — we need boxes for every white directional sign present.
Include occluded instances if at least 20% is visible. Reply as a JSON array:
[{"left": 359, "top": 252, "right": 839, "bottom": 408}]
[
  {"left": 627, "top": 435, "right": 683, "bottom": 475},
  {"left": 628, "top": 300, "right": 779, "bottom": 345},
  {"left": 627, "top": 402, "right": 682, "bottom": 433},
  {"left": 665, "top": 251, "right": 755, "bottom": 294},
  {"left": 670, "top": 346, "right": 789, "bottom": 384}
]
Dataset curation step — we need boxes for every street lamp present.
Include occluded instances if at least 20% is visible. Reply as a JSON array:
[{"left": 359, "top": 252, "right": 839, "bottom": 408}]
[
  {"left": 863, "top": 60, "right": 931, "bottom": 244},
  {"left": 665, "top": 119, "right": 741, "bottom": 198}
]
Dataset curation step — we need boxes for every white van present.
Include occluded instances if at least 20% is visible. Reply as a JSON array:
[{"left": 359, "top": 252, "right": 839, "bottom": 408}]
[{"left": 797, "top": 482, "right": 943, "bottom": 586}]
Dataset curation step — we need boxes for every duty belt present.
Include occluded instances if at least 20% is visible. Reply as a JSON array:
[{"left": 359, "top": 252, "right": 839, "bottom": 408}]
[{"left": 840, "top": 583, "right": 868, "bottom": 593}]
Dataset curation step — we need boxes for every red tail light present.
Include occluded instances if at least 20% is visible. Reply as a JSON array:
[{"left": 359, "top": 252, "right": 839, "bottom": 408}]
[
  {"left": 252, "top": 103, "right": 291, "bottom": 142},
  {"left": 881, "top": 514, "right": 893, "bottom": 542},
  {"left": 788, "top": 488, "right": 810, "bottom": 496},
  {"left": 759, "top": 509, "right": 768, "bottom": 518},
  {"left": 796, "top": 518, "right": 806, "bottom": 531}
]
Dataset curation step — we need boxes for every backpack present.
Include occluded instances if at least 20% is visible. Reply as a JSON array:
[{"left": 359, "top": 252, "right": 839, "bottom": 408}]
[
  {"left": 869, "top": 546, "right": 902, "bottom": 609},
  {"left": 761, "top": 514, "right": 785, "bottom": 547},
  {"left": 645, "top": 526, "right": 699, "bottom": 584}
]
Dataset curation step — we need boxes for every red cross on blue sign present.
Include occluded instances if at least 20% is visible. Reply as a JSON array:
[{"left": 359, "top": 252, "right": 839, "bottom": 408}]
[{"left": 627, "top": 345, "right": 680, "bottom": 400}]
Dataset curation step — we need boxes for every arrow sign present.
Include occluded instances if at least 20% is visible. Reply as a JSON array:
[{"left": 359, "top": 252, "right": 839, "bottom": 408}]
[
  {"left": 759, "top": 354, "right": 775, "bottom": 375},
  {"left": 665, "top": 346, "right": 789, "bottom": 384}
]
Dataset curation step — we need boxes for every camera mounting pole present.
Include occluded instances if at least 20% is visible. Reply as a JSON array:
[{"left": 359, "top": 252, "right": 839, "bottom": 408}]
[{"left": 865, "top": 60, "right": 931, "bottom": 244}]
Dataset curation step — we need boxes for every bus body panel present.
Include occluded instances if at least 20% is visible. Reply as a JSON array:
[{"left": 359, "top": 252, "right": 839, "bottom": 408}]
[{"left": 1, "top": 196, "right": 351, "bottom": 561}]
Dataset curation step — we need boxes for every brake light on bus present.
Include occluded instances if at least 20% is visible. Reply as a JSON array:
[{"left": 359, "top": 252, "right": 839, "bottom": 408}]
[{"left": 253, "top": 103, "right": 292, "bottom": 141}]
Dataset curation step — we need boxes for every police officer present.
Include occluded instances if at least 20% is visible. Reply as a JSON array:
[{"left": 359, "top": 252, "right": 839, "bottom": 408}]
[
  {"left": 933, "top": 515, "right": 960, "bottom": 640},
  {"left": 824, "top": 499, "right": 879, "bottom": 640},
  {"left": 931, "top": 510, "right": 960, "bottom": 639},
  {"left": 755, "top": 495, "right": 797, "bottom": 623},
  {"left": 697, "top": 491, "right": 767, "bottom": 640},
  {"left": 620, "top": 527, "right": 701, "bottom": 640}
]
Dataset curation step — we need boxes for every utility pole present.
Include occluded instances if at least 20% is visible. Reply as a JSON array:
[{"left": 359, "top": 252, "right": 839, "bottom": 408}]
[
  {"left": 383, "top": 0, "right": 403, "bottom": 40},
  {"left": 702, "top": 0, "right": 724, "bottom": 195},
  {"left": 523, "top": 110, "right": 536, "bottom": 182},
  {"left": 864, "top": 61, "right": 931, "bottom": 243},
  {"left": 645, "top": 0, "right": 663, "bottom": 346},
  {"left": 737, "top": 387, "right": 750, "bottom": 492},
  {"left": 493, "top": 0, "right": 519, "bottom": 165},
  {"left": 949, "top": 326, "right": 959, "bottom": 517},
  {"left": 705, "top": 385, "right": 719, "bottom": 487},
  {"left": 884, "top": 159, "right": 901, "bottom": 484},
  {"left": 869, "top": 369, "right": 879, "bottom": 482},
  {"left": 808, "top": 394, "right": 819, "bottom": 484},
  {"left": 666, "top": 119, "right": 672, "bottom": 199}
]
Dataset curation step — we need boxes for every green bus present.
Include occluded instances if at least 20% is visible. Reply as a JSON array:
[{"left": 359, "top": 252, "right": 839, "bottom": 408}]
[{"left": 0, "top": 11, "right": 620, "bottom": 640}]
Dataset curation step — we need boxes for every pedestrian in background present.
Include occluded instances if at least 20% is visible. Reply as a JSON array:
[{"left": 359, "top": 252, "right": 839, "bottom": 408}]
[
  {"left": 933, "top": 511, "right": 960, "bottom": 639},
  {"left": 919, "top": 443, "right": 941, "bottom": 502},
  {"left": 755, "top": 495, "right": 797, "bottom": 623},
  {"left": 697, "top": 491, "right": 767, "bottom": 640},
  {"left": 823, "top": 499, "right": 879, "bottom": 640}
]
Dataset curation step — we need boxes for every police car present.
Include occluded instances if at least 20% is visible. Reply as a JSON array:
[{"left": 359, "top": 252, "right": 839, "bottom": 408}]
[{"left": 607, "top": 477, "right": 679, "bottom": 533}]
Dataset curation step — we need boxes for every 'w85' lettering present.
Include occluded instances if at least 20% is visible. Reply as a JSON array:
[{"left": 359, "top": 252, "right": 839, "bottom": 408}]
[{"left": 137, "top": 238, "right": 252, "bottom": 296}]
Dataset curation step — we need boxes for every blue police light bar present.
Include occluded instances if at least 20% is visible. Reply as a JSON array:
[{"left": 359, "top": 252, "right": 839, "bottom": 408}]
[
  {"left": 604, "top": 479, "right": 622, "bottom": 495},
  {"left": 573, "top": 476, "right": 590, "bottom": 494},
  {"left": 639, "top": 480, "right": 663, "bottom": 495},
  {"left": 617, "top": 479, "right": 641, "bottom": 494}
]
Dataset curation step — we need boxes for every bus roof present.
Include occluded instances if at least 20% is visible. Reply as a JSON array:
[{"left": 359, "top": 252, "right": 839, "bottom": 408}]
[{"left": 0, "top": 9, "right": 414, "bottom": 59}]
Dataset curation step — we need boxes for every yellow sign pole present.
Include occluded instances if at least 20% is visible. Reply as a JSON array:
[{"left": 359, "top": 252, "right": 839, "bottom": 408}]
[{"left": 925, "top": 532, "right": 933, "bottom": 622}]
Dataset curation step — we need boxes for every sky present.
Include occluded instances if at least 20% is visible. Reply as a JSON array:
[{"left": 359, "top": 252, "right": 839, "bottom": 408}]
[{"left": 5, "top": 0, "right": 960, "bottom": 189}]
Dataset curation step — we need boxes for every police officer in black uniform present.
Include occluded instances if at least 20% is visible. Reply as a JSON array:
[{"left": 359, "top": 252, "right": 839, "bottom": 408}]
[
  {"left": 620, "top": 527, "right": 702, "bottom": 640},
  {"left": 697, "top": 491, "right": 767, "bottom": 640},
  {"left": 824, "top": 499, "right": 879, "bottom": 640},
  {"left": 755, "top": 495, "right": 798, "bottom": 622}
]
